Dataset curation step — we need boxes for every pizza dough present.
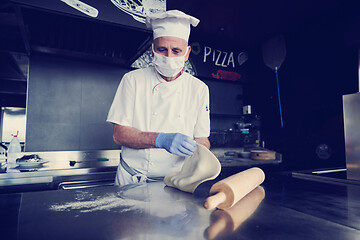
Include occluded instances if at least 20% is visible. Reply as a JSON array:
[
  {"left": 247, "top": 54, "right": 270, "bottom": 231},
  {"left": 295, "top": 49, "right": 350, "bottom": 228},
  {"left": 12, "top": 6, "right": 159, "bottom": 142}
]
[{"left": 164, "top": 143, "right": 221, "bottom": 193}]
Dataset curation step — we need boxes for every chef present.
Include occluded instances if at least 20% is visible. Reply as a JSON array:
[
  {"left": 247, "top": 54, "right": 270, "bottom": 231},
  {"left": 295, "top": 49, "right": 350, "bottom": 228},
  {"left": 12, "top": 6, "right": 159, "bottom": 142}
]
[{"left": 107, "top": 10, "right": 210, "bottom": 186}]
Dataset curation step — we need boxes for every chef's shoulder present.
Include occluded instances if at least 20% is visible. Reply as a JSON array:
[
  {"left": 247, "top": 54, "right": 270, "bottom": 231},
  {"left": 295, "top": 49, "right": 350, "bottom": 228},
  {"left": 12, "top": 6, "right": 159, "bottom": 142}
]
[
  {"left": 121, "top": 67, "right": 153, "bottom": 82},
  {"left": 183, "top": 71, "right": 209, "bottom": 91}
]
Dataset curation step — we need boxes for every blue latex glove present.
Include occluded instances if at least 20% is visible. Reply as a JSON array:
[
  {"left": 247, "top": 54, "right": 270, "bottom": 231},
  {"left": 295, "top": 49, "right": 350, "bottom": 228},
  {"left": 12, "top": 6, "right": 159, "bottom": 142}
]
[{"left": 155, "top": 133, "right": 197, "bottom": 157}]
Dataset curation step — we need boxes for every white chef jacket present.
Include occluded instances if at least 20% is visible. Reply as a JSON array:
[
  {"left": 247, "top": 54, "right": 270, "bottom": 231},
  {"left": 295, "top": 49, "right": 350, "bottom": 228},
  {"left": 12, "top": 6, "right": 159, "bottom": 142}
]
[{"left": 107, "top": 66, "right": 210, "bottom": 185}]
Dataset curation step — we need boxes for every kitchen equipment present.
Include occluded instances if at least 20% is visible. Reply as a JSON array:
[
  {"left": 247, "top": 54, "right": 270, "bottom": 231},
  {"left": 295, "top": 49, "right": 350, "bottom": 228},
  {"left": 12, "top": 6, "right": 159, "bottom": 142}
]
[
  {"left": 250, "top": 150, "right": 276, "bottom": 161},
  {"left": 204, "top": 167, "right": 265, "bottom": 210},
  {"left": 234, "top": 114, "right": 261, "bottom": 148},
  {"left": 343, "top": 92, "right": 360, "bottom": 181}
]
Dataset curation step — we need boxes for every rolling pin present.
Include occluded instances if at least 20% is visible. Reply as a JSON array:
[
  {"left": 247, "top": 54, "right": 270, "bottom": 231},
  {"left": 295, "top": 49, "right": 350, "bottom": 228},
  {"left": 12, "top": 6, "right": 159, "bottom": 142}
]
[
  {"left": 204, "top": 186, "right": 265, "bottom": 240},
  {"left": 204, "top": 167, "right": 265, "bottom": 210}
]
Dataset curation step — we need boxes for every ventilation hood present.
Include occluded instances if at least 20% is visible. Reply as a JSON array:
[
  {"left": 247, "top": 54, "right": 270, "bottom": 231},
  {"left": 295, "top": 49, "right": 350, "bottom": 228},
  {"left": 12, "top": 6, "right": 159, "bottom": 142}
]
[
  {"left": 0, "top": 0, "right": 163, "bottom": 107},
  {"left": 7, "top": 0, "right": 156, "bottom": 65}
]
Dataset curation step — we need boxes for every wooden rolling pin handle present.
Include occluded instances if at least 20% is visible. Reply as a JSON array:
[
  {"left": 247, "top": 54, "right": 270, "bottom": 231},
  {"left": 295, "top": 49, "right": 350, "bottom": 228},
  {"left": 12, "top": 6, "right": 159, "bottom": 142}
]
[{"left": 204, "top": 191, "right": 226, "bottom": 210}]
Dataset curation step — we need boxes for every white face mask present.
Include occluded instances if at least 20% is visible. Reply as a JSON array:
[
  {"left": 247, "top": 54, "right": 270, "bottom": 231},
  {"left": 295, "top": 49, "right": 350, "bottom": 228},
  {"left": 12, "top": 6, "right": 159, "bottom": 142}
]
[{"left": 152, "top": 45, "right": 189, "bottom": 77}]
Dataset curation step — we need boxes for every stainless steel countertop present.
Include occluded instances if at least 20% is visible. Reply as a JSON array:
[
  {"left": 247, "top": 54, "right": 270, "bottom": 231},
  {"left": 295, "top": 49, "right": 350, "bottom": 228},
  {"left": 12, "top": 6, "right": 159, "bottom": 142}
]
[{"left": 1, "top": 174, "right": 360, "bottom": 239}]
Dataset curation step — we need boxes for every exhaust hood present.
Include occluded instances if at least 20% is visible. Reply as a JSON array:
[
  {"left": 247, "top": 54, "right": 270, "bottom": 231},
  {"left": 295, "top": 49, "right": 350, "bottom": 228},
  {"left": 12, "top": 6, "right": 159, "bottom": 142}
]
[
  {"left": 4, "top": 0, "right": 166, "bottom": 66},
  {"left": 9, "top": 0, "right": 166, "bottom": 30},
  {"left": 0, "top": 0, "right": 167, "bottom": 107}
]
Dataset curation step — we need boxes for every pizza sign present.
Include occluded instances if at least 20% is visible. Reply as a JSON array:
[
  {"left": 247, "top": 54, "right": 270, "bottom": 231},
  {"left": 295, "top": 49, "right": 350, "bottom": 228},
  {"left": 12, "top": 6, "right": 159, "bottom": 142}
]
[{"left": 190, "top": 41, "right": 248, "bottom": 82}]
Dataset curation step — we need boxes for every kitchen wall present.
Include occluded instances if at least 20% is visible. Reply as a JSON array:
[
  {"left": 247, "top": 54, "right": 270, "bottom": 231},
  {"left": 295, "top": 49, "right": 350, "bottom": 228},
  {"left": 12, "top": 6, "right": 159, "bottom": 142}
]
[
  {"left": 26, "top": 54, "right": 126, "bottom": 151},
  {"left": 26, "top": 53, "right": 243, "bottom": 151}
]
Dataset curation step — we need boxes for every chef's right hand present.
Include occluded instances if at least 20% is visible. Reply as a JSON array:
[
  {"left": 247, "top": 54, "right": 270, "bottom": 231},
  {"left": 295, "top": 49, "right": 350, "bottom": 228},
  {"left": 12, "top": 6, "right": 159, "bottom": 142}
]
[{"left": 155, "top": 133, "right": 196, "bottom": 157}]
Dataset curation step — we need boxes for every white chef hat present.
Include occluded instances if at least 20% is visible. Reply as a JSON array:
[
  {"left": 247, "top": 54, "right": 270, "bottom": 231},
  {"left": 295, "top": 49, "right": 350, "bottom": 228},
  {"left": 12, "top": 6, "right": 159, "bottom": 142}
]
[{"left": 146, "top": 10, "right": 200, "bottom": 42}]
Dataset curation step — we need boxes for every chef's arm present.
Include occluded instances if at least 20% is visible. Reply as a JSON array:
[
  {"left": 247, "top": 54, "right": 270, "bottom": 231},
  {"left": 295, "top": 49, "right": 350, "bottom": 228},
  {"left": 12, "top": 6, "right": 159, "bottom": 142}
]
[
  {"left": 112, "top": 124, "right": 210, "bottom": 151},
  {"left": 195, "top": 137, "right": 210, "bottom": 149},
  {"left": 112, "top": 124, "right": 157, "bottom": 149}
]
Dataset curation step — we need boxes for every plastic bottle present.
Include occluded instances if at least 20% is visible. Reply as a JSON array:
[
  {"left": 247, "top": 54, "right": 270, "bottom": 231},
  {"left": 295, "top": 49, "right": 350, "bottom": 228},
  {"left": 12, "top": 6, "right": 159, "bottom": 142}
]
[{"left": 7, "top": 134, "right": 22, "bottom": 163}]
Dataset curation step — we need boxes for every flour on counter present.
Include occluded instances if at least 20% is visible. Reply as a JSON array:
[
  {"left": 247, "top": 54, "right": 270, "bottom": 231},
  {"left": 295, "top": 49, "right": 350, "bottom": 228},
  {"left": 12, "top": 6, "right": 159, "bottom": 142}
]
[
  {"left": 74, "top": 191, "right": 94, "bottom": 201},
  {"left": 49, "top": 192, "right": 144, "bottom": 213},
  {"left": 49, "top": 183, "right": 199, "bottom": 216}
]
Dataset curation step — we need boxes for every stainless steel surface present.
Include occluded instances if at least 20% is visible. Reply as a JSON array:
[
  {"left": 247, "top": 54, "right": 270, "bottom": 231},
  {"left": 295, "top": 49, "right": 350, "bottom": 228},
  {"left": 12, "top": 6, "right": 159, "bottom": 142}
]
[
  {"left": 58, "top": 179, "right": 115, "bottom": 190},
  {"left": 292, "top": 170, "right": 360, "bottom": 186},
  {"left": 2, "top": 175, "right": 360, "bottom": 239},
  {"left": 343, "top": 92, "right": 360, "bottom": 181},
  {"left": 0, "top": 176, "right": 53, "bottom": 186},
  {"left": 0, "top": 150, "right": 120, "bottom": 192},
  {"left": 6, "top": 150, "right": 121, "bottom": 165}
]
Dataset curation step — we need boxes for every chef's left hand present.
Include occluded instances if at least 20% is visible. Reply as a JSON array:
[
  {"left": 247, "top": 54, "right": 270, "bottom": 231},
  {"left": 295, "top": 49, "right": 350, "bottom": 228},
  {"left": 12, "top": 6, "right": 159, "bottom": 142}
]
[{"left": 155, "top": 133, "right": 196, "bottom": 157}]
